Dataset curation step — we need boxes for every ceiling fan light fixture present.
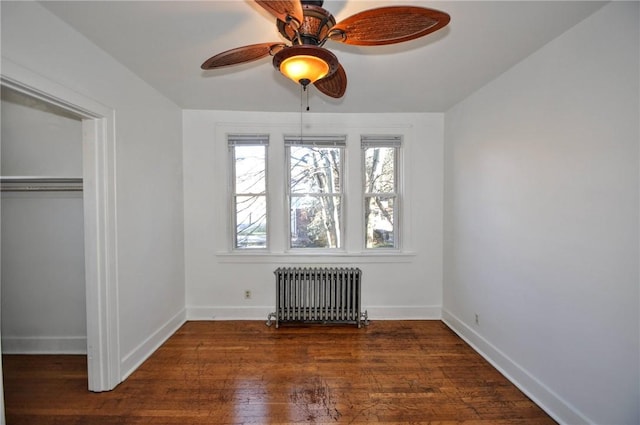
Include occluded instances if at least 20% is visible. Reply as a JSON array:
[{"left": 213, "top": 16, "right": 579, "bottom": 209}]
[
  {"left": 273, "top": 45, "right": 338, "bottom": 87},
  {"left": 281, "top": 55, "right": 329, "bottom": 85}
]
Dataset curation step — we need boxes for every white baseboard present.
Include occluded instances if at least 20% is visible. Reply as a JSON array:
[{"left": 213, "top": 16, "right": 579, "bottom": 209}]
[
  {"left": 187, "top": 306, "right": 272, "bottom": 321},
  {"left": 186, "top": 305, "right": 442, "bottom": 321},
  {"left": 441, "top": 308, "right": 591, "bottom": 425},
  {"left": 120, "top": 308, "right": 186, "bottom": 381},
  {"left": 365, "top": 305, "right": 441, "bottom": 320},
  {"left": 1, "top": 336, "right": 87, "bottom": 354}
]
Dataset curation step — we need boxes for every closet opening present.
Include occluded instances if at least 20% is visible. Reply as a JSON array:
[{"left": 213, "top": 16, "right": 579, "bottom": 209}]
[
  {"left": 1, "top": 84, "right": 87, "bottom": 368},
  {"left": 0, "top": 73, "right": 119, "bottom": 395}
]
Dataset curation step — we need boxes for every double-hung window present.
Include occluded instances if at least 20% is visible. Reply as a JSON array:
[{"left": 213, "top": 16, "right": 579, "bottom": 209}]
[
  {"left": 362, "top": 135, "right": 401, "bottom": 249},
  {"left": 285, "top": 135, "right": 346, "bottom": 249},
  {"left": 229, "top": 134, "right": 268, "bottom": 249}
]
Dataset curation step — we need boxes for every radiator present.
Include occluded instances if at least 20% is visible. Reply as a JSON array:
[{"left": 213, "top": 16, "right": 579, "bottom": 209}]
[{"left": 267, "top": 267, "right": 368, "bottom": 328}]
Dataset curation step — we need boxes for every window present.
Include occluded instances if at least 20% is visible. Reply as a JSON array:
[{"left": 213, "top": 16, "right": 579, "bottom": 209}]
[
  {"left": 226, "top": 132, "right": 404, "bottom": 254},
  {"left": 286, "top": 135, "right": 346, "bottom": 249},
  {"left": 229, "top": 134, "right": 268, "bottom": 249},
  {"left": 362, "top": 136, "right": 401, "bottom": 249}
]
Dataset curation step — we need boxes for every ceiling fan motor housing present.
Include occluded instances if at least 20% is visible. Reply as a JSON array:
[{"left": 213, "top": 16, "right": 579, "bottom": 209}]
[{"left": 277, "top": 4, "right": 336, "bottom": 46}]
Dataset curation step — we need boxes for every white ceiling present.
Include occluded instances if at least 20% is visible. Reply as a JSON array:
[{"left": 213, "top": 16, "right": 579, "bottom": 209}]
[{"left": 40, "top": 1, "right": 607, "bottom": 113}]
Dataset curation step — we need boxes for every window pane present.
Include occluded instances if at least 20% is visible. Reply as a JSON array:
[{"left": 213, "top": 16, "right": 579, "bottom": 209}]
[
  {"left": 235, "top": 195, "right": 267, "bottom": 249},
  {"left": 290, "top": 196, "right": 342, "bottom": 248},
  {"left": 290, "top": 146, "right": 341, "bottom": 194},
  {"left": 365, "top": 196, "right": 395, "bottom": 249},
  {"left": 235, "top": 145, "right": 265, "bottom": 194},
  {"left": 364, "top": 147, "right": 395, "bottom": 193}
]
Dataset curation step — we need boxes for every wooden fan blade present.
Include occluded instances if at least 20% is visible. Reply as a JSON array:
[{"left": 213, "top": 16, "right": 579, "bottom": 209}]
[
  {"left": 314, "top": 64, "right": 347, "bottom": 99},
  {"left": 201, "top": 43, "right": 284, "bottom": 69},
  {"left": 255, "top": 0, "right": 304, "bottom": 26},
  {"left": 330, "top": 6, "right": 450, "bottom": 46}
]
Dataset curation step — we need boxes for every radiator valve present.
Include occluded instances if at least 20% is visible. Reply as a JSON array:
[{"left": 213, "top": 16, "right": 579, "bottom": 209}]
[
  {"left": 360, "top": 310, "right": 370, "bottom": 327},
  {"left": 266, "top": 312, "right": 277, "bottom": 327}
]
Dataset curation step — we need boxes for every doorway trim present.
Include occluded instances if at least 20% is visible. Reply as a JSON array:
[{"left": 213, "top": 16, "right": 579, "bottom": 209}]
[{"left": 1, "top": 58, "right": 120, "bottom": 392}]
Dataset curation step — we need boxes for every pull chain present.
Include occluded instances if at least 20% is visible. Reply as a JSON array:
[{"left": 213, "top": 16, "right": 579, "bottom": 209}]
[
  {"left": 299, "top": 85, "right": 311, "bottom": 140},
  {"left": 299, "top": 85, "right": 312, "bottom": 140},
  {"left": 299, "top": 85, "right": 304, "bottom": 140}
]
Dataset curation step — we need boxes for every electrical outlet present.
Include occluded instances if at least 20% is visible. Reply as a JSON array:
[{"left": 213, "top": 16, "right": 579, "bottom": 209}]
[
  {"left": 244, "top": 290, "right": 251, "bottom": 299},
  {"left": 475, "top": 314, "right": 479, "bottom": 325}
]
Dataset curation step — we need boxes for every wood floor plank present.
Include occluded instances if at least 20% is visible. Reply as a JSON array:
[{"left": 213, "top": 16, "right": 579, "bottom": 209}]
[{"left": 3, "top": 320, "right": 557, "bottom": 424}]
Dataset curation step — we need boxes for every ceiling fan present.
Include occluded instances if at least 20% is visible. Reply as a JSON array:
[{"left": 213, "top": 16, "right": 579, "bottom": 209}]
[{"left": 201, "top": 0, "right": 450, "bottom": 99}]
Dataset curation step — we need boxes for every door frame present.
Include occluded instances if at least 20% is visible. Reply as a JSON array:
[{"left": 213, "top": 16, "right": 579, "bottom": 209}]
[{"left": 1, "top": 59, "right": 120, "bottom": 392}]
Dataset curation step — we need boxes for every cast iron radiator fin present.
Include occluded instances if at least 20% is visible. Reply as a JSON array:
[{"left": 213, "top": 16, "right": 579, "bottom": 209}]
[{"left": 267, "top": 267, "right": 368, "bottom": 328}]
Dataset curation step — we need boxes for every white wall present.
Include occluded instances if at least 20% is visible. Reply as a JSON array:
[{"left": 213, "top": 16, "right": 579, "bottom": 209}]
[
  {"left": 183, "top": 110, "right": 443, "bottom": 320},
  {"left": 1, "top": 1, "right": 185, "bottom": 380},
  {"left": 443, "top": 2, "right": 639, "bottom": 424},
  {"left": 1, "top": 89, "right": 87, "bottom": 353}
]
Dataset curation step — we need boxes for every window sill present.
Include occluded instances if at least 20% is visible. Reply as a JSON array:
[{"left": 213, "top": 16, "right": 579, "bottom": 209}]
[{"left": 215, "top": 251, "right": 417, "bottom": 264}]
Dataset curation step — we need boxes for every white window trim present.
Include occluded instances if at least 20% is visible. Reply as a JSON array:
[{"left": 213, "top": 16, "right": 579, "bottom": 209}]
[{"left": 217, "top": 122, "right": 416, "bottom": 259}]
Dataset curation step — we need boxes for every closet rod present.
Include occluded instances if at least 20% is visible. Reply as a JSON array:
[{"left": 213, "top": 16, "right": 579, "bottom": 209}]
[
  {"left": 1, "top": 186, "right": 83, "bottom": 192},
  {"left": 1, "top": 176, "right": 83, "bottom": 192},
  {"left": 1, "top": 176, "right": 83, "bottom": 184}
]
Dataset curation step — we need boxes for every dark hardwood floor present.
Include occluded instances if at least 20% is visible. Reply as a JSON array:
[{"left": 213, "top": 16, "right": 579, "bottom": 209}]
[{"left": 3, "top": 320, "right": 556, "bottom": 424}]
